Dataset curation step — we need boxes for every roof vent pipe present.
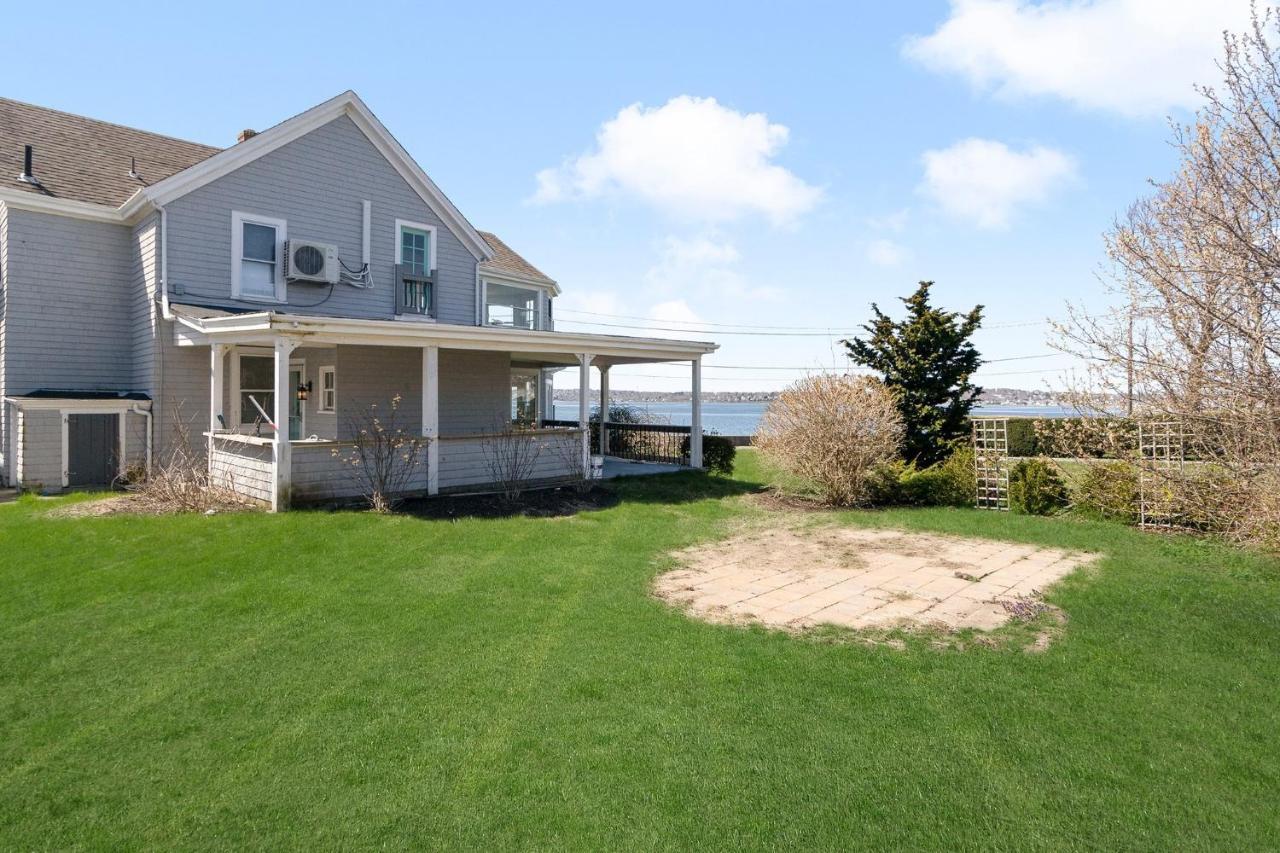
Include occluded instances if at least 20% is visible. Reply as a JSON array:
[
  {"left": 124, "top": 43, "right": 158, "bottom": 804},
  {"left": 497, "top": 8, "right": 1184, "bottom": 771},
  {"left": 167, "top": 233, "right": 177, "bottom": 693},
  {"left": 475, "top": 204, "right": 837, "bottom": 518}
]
[
  {"left": 128, "top": 156, "right": 141, "bottom": 180},
  {"left": 17, "top": 145, "right": 38, "bottom": 185}
]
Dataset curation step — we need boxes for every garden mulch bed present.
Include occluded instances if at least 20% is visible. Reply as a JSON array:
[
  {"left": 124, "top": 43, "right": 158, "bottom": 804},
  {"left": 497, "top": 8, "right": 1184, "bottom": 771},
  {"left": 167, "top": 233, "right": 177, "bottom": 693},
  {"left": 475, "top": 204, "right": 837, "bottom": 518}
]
[{"left": 397, "top": 485, "right": 618, "bottom": 520}]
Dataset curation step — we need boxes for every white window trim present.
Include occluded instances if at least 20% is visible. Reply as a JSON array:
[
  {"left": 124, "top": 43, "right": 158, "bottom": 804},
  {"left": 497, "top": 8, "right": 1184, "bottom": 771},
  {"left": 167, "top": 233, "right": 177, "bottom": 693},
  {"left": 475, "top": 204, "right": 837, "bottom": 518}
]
[
  {"left": 395, "top": 219, "right": 437, "bottom": 274},
  {"left": 318, "top": 366, "right": 336, "bottom": 413},
  {"left": 231, "top": 210, "right": 288, "bottom": 303},
  {"left": 482, "top": 277, "right": 546, "bottom": 331},
  {"left": 230, "top": 348, "right": 304, "bottom": 435}
]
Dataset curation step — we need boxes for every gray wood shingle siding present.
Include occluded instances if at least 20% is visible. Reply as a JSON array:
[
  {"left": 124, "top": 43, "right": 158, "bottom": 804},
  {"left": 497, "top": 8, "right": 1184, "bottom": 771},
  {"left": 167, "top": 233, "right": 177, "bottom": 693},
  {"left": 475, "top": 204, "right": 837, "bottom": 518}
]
[
  {"left": 1, "top": 203, "right": 8, "bottom": 480},
  {"left": 164, "top": 116, "right": 479, "bottom": 324},
  {"left": 332, "top": 346, "right": 510, "bottom": 438},
  {"left": 17, "top": 410, "right": 61, "bottom": 490},
  {"left": 2, "top": 209, "right": 135, "bottom": 392},
  {"left": 209, "top": 439, "right": 273, "bottom": 503}
]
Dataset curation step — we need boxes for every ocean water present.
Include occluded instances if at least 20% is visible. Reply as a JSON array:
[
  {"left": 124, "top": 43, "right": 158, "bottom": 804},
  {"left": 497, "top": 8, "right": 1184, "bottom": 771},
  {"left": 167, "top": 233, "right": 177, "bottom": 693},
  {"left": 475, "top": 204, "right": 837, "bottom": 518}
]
[{"left": 553, "top": 401, "right": 1075, "bottom": 436}]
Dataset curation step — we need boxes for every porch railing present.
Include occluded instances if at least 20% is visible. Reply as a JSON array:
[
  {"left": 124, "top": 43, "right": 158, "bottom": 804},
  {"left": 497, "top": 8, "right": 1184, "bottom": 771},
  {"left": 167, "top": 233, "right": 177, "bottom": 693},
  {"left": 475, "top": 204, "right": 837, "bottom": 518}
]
[{"left": 542, "top": 419, "right": 692, "bottom": 465}]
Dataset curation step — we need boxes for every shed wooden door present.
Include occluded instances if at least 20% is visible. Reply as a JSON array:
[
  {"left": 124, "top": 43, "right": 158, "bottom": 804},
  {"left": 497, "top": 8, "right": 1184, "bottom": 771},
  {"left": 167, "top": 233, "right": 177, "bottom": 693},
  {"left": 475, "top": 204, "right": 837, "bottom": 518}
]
[{"left": 67, "top": 414, "right": 119, "bottom": 488}]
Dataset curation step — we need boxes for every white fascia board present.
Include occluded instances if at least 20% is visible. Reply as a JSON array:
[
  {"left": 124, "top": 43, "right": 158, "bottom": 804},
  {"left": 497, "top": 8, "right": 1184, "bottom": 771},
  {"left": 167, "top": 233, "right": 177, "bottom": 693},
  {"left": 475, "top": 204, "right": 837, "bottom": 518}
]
[
  {"left": 132, "top": 91, "right": 493, "bottom": 263},
  {"left": 343, "top": 97, "right": 493, "bottom": 263},
  {"left": 5, "top": 396, "right": 151, "bottom": 412},
  {"left": 480, "top": 270, "right": 562, "bottom": 297},
  {"left": 190, "top": 312, "right": 717, "bottom": 360},
  {"left": 0, "top": 193, "right": 123, "bottom": 225},
  {"left": 139, "top": 92, "right": 351, "bottom": 208}
]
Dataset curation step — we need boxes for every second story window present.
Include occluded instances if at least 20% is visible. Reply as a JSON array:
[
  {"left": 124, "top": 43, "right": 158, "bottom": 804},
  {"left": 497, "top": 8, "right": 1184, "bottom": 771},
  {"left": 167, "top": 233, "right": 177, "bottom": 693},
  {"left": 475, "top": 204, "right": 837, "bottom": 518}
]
[
  {"left": 231, "top": 211, "right": 287, "bottom": 302},
  {"left": 395, "top": 220, "right": 436, "bottom": 318}
]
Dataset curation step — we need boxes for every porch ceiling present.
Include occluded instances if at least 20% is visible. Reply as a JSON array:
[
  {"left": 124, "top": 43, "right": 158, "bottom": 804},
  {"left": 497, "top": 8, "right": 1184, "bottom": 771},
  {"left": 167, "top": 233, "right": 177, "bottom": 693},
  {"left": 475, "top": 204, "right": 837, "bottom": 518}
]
[{"left": 171, "top": 305, "right": 717, "bottom": 366}]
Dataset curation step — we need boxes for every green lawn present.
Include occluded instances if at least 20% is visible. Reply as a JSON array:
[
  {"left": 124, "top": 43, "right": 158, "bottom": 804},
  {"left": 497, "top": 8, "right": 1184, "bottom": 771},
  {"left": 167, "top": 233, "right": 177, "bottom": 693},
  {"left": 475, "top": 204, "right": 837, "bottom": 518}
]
[{"left": 2, "top": 453, "right": 1279, "bottom": 849}]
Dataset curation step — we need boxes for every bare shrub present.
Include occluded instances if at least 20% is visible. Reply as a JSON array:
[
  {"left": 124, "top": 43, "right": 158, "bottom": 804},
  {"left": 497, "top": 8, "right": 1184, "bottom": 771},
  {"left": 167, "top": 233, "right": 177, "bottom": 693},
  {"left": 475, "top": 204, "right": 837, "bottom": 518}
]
[
  {"left": 333, "top": 395, "right": 426, "bottom": 512},
  {"left": 547, "top": 428, "right": 594, "bottom": 494},
  {"left": 754, "top": 375, "right": 904, "bottom": 506},
  {"left": 128, "top": 404, "right": 253, "bottom": 513},
  {"left": 1055, "top": 10, "right": 1280, "bottom": 547},
  {"left": 480, "top": 421, "right": 544, "bottom": 501}
]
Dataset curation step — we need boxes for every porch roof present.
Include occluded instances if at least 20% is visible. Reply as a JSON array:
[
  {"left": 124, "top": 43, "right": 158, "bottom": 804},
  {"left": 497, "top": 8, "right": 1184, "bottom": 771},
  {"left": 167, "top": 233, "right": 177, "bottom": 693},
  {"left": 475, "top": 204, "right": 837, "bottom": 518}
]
[{"left": 170, "top": 304, "right": 717, "bottom": 367}]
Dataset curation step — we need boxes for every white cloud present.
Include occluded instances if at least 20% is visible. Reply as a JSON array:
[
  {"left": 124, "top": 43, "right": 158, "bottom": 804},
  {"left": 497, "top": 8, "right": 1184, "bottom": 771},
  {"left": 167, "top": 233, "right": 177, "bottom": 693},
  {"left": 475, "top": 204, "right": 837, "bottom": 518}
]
[
  {"left": 866, "top": 238, "right": 907, "bottom": 267},
  {"left": 650, "top": 299, "right": 702, "bottom": 325},
  {"left": 557, "top": 289, "right": 623, "bottom": 318},
  {"left": 867, "top": 208, "right": 910, "bottom": 232},
  {"left": 644, "top": 235, "right": 781, "bottom": 303},
  {"left": 919, "top": 138, "right": 1076, "bottom": 229},
  {"left": 905, "top": 0, "right": 1251, "bottom": 117},
  {"left": 532, "top": 96, "right": 822, "bottom": 225}
]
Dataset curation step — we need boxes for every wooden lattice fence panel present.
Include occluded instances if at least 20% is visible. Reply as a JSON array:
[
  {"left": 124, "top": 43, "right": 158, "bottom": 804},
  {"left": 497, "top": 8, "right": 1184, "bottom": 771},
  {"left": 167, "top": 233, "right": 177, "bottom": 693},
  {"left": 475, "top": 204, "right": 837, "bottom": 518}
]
[
  {"left": 1139, "top": 418, "right": 1187, "bottom": 530},
  {"left": 973, "top": 418, "right": 1009, "bottom": 511}
]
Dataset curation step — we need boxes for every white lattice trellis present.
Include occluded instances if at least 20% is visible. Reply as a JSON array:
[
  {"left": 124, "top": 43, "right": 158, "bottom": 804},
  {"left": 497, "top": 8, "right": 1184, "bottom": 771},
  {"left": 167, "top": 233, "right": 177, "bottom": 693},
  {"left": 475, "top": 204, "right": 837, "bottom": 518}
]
[
  {"left": 1138, "top": 418, "right": 1188, "bottom": 530},
  {"left": 973, "top": 417, "right": 1010, "bottom": 511}
]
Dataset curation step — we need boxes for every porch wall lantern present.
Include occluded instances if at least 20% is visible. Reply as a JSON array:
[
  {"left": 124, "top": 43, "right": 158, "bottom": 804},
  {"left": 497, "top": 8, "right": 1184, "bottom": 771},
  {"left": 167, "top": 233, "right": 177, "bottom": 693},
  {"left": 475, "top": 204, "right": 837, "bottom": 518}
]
[{"left": 297, "top": 380, "right": 312, "bottom": 402}]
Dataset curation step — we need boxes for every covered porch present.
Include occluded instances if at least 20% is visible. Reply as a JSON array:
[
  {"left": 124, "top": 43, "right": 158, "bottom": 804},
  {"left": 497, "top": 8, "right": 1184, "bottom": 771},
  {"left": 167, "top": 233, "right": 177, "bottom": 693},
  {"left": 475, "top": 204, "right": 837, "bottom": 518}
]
[{"left": 173, "top": 307, "right": 715, "bottom": 510}]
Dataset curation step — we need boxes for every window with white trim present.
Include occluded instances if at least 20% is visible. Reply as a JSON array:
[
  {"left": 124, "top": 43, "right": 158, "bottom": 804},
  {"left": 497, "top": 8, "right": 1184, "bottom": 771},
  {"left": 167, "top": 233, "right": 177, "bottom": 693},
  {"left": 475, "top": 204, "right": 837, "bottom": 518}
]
[
  {"left": 318, "top": 366, "right": 336, "bottom": 413},
  {"left": 237, "top": 355, "right": 275, "bottom": 425},
  {"left": 395, "top": 220, "right": 436, "bottom": 317},
  {"left": 232, "top": 211, "right": 287, "bottom": 302}
]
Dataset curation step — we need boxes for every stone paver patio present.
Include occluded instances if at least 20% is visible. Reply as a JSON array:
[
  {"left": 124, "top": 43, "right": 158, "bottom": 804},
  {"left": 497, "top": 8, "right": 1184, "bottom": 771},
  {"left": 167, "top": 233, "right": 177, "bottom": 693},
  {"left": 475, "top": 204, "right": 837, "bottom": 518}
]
[{"left": 656, "top": 526, "right": 1097, "bottom": 633}]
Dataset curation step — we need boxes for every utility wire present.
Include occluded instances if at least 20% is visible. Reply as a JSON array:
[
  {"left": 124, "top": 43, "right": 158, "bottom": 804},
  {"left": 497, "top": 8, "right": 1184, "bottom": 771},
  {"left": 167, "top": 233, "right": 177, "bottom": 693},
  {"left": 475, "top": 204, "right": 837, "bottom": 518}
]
[{"left": 554, "top": 307, "right": 1106, "bottom": 332}]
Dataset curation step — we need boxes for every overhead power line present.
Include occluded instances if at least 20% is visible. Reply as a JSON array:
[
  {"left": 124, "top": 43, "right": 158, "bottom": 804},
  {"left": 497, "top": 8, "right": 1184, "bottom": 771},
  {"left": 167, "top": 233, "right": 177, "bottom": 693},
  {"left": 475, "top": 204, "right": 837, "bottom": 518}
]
[{"left": 555, "top": 307, "right": 1103, "bottom": 333}]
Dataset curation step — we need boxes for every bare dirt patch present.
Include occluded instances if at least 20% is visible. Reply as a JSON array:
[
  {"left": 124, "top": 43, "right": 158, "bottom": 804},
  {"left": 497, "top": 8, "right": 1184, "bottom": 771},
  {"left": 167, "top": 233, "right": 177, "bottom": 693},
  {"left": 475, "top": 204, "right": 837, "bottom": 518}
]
[
  {"left": 656, "top": 523, "right": 1097, "bottom": 645},
  {"left": 44, "top": 493, "right": 259, "bottom": 518}
]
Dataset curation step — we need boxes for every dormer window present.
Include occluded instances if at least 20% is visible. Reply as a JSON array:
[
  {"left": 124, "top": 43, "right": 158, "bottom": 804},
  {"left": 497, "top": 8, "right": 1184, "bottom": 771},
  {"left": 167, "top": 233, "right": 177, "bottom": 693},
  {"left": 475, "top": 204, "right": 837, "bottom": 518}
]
[
  {"left": 231, "top": 211, "right": 287, "bottom": 302},
  {"left": 394, "top": 220, "right": 436, "bottom": 317}
]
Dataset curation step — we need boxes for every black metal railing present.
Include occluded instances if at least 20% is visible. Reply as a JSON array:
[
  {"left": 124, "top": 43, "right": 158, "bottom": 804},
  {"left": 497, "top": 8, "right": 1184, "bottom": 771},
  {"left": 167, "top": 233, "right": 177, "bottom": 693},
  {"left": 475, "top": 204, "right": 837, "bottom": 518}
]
[{"left": 541, "top": 419, "right": 692, "bottom": 465}]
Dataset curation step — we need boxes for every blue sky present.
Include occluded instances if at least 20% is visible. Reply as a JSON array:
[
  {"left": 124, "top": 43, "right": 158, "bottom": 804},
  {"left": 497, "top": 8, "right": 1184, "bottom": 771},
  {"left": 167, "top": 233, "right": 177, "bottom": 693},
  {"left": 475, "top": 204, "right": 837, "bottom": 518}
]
[{"left": 2, "top": 1, "right": 1255, "bottom": 391}]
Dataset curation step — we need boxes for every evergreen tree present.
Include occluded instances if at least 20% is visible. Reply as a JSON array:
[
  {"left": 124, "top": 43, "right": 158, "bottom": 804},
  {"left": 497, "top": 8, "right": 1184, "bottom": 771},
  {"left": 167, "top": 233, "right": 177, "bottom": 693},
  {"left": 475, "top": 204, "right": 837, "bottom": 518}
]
[{"left": 843, "top": 281, "right": 983, "bottom": 466}]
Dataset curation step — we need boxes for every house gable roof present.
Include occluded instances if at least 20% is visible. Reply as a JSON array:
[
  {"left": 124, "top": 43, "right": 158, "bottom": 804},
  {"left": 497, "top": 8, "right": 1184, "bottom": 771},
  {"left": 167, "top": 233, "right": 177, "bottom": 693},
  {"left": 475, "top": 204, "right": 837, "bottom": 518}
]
[
  {"left": 0, "top": 92, "right": 494, "bottom": 263},
  {"left": 479, "top": 231, "right": 559, "bottom": 293},
  {"left": 127, "top": 91, "right": 493, "bottom": 262},
  {"left": 0, "top": 96, "right": 220, "bottom": 207}
]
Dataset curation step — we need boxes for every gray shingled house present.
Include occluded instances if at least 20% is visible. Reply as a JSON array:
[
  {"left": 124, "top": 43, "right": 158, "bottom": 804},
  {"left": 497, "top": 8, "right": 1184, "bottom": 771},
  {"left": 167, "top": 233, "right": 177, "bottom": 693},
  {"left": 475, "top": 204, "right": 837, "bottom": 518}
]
[{"left": 0, "top": 91, "right": 715, "bottom": 509}]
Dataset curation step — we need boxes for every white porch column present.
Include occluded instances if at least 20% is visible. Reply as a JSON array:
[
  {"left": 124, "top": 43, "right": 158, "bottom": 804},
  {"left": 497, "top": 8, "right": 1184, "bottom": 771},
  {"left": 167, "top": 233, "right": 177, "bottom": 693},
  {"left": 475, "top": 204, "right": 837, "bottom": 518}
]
[
  {"left": 542, "top": 369, "right": 556, "bottom": 422},
  {"left": 422, "top": 345, "right": 439, "bottom": 495},
  {"left": 271, "top": 338, "right": 296, "bottom": 512},
  {"left": 690, "top": 357, "right": 703, "bottom": 469},
  {"left": 209, "top": 343, "right": 225, "bottom": 458},
  {"left": 578, "top": 353, "right": 593, "bottom": 473},
  {"left": 599, "top": 365, "right": 611, "bottom": 456}
]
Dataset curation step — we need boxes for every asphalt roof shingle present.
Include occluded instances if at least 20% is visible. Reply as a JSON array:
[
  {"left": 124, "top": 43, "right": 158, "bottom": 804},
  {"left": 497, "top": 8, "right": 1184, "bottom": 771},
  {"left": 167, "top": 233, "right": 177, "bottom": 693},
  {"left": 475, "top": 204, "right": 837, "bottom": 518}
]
[
  {"left": 0, "top": 96, "right": 557, "bottom": 285},
  {"left": 0, "top": 97, "right": 221, "bottom": 207},
  {"left": 479, "top": 231, "right": 556, "bottom": 286}
]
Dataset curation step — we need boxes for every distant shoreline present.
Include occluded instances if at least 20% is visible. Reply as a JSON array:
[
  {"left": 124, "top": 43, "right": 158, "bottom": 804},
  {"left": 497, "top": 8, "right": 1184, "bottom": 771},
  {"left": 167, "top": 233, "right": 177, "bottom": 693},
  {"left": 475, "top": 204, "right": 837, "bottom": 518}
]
[{"left": 551, "top": 386, "right": 1070, "bottom": 408}]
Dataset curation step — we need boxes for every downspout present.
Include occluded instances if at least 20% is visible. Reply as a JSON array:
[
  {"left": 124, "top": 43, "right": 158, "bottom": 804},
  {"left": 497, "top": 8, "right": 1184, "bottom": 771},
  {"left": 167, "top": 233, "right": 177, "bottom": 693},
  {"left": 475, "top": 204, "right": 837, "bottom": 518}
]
[
  {"left": 131, "top": 405, "right": 153, "bottom": 477},
  {"left": 158, "top": 204, "right": 174, "bottom": 320},
  {"left": 154, "top": 204, "right": 170, "bottom": 473}
]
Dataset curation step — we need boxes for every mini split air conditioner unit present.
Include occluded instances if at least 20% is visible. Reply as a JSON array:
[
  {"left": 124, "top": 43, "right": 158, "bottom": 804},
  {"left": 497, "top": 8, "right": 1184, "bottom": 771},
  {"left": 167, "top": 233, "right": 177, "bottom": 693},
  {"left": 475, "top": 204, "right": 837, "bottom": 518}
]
[{"left": 284, "top": 240, "right": 339, "bottom": 284}]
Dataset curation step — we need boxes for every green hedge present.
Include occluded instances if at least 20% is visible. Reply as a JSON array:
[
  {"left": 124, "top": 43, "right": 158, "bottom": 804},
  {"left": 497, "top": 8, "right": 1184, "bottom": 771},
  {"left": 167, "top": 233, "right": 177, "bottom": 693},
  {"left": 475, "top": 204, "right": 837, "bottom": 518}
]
[
  {"left": 680, "top": 434, "right": 736, "bottom": 475},
  {"left": 968, "top": 416, "right": 1139, "bottom": 459}
]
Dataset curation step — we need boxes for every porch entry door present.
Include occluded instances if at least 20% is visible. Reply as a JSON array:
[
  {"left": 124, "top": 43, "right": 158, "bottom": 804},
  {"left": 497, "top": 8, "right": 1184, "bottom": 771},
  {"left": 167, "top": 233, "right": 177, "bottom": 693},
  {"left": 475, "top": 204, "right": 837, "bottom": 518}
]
[
  {"left": 67, "top": 413, "right": 118, "bottom": 488},
  {"left": 289, "top": 368, "right": 304, "bottom": 440}
]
